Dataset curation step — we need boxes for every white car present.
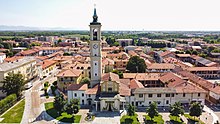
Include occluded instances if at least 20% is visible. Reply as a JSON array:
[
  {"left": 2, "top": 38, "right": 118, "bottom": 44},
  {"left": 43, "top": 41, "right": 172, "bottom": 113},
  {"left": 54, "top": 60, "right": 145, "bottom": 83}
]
[{"left": 24, "top": 82, "right": 33, "bottom": 89}]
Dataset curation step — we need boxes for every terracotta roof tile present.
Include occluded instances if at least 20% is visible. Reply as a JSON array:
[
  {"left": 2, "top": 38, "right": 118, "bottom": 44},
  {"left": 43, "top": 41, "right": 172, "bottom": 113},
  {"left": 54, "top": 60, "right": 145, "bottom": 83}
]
[
  {"left": 57, "top": 69, "right": 82, "bottom": 77},
  {"left": 67, "top": 84, "right": 88, "bottom": 91},
  {"left": 130, "top": 79, "right": 144, "bottom": 89},
  {"left": 102, "top": 72, "right": 120, "bottom": 82}
]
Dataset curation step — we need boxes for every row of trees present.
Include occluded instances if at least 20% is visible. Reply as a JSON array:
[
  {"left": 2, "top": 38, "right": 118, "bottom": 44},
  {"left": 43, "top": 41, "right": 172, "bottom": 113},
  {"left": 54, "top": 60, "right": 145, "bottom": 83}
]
[{"left": 127, "top": 101, "right": 203, "bottom": 122}]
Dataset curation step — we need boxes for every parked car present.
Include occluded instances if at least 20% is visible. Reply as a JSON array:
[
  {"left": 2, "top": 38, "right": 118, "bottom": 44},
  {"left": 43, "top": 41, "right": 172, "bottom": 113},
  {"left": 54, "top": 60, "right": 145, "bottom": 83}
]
[{"left": 24, "top": 82, "right": 33, "bottom": 89}]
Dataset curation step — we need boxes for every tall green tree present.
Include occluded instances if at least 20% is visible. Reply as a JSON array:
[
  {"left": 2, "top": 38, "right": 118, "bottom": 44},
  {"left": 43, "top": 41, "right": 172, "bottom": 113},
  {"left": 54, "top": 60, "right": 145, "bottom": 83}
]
[
  {"left": 54, "top": 94, "right": 66, "bottom": 113},
  {"left": 169, "top": 102, "right": 184, "bottom": 120},
  {"left": 126, "top": 56, "right": 146, "bottom": 73},
  {"left": 189, "top": 102, "right": 203, "bottom": 120},
  {"left": 1, "top": 72, "right": 25, "bottom": 97},
  {"left": 147, "top": 102, "right": 158, "bottom": 120},
  {"left": 127, "top": 104, "right": 135, "bottom": 116}
]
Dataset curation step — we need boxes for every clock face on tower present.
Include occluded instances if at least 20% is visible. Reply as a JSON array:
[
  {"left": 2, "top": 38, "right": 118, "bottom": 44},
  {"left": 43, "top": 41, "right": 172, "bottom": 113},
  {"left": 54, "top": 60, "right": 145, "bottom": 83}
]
[{"left": 93, "top": 44, "right": 98, "bottom": 49}]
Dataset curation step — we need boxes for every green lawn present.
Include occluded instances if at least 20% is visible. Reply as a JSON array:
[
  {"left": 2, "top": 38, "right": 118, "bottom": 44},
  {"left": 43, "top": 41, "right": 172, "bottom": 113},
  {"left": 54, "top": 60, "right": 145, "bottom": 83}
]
[
  {"left": 169, "top": 115, "right": 185, "bottom": 124},
  {"left": 184, "top": 114, "right": 205, "bottom": 124},
  {"left": 144, "top": 114, "right": 164, "bottom": 124},
  {"left": 0, "top": 99, "right": 25, "bottom": 123},
  {"left": 45, "top": 102, "right": 81, "bottom": 123},
  {"left": 120, "top": 114, "right": 140, "bottom": 124}
]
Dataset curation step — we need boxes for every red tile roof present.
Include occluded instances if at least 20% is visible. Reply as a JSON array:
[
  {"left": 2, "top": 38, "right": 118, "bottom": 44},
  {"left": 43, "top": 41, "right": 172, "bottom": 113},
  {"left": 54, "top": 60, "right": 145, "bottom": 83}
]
[
  {"left": 67, "top": 84, "right": 88, "bottom": 91},
  {"left": 41, "top": 60, "right": 57, "bottom": 69},
  {"left": 85, "top": 84, "right": 100, "bottom": 95},
  {"left": 130, "top": 79, "right": 144, "bottom": 89},
  {"left": 102, "top": 72, "right": 120, "bottom": 82},
  {"left": 57, "top": 69, "right": 82, "bottom": 77}
]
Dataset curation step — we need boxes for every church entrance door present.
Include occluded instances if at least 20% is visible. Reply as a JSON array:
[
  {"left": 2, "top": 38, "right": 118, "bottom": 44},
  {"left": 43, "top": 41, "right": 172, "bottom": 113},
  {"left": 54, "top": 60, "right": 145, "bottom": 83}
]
[{"left": 108, "top": 103, "right": 112, "bottom": 111}]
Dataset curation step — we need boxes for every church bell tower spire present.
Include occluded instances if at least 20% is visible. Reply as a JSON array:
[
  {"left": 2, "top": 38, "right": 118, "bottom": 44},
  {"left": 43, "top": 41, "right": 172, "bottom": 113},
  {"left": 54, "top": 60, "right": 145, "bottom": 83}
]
[{"left": 89, "top": 6, "right": 102, "bottom": 87}]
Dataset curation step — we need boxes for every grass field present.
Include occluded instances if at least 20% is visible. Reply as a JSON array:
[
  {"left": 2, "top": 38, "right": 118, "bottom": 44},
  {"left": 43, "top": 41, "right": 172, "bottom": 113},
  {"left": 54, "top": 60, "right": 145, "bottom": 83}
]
[
  {"left": 0, "top": 99, "right": 25, "bottom": 123},
  {"left": 45, "top": 102, "right": 81, "bottom": 123},
  {"left": 184, "top": 114, "right": 205, "bottom": 124}
]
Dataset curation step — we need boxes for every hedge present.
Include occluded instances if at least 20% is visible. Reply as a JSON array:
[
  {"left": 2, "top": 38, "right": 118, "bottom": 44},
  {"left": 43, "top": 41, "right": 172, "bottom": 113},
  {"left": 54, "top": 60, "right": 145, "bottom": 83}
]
[{"left": 0, "top": 94, "right": 17, "bottom": 115}]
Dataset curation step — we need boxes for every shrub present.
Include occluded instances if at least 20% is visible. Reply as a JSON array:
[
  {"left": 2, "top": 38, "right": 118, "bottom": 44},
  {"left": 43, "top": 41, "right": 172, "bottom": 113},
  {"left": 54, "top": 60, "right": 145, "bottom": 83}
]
[
  {"left": 51, "top": 85, "right": 56, "bottom": 96},
  {"left": 0, "top": 94, "right": 17, "bottom": 114},
  {"left": 44, "top": 81, "right": 49, "bottom": 88}
]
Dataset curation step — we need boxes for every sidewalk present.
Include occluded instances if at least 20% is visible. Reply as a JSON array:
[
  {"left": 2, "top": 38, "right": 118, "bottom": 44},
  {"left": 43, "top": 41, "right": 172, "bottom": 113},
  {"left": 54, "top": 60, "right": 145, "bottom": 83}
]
[{"left": 204, "top": 105, "right": 219, "bottom": 124}]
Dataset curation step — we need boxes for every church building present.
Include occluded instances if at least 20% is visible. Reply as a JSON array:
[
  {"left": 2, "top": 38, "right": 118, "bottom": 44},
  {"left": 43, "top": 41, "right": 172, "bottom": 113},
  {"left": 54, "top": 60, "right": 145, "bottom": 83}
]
[{"left": 67, "top": 7, "right": 207, "bottom": 112}]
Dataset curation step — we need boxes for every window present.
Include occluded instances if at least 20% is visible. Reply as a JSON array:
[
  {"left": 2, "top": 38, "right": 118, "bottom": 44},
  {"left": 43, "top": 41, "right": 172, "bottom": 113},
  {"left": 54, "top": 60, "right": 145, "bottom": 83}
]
[
  {"left": 61, "top": 78, "right": 63, "bottom": 81},
  {"left": 108, "top": 87, "right": 112, "bottom": 92},
  {"left": 95, "top": 63, "right": 97, "bottom": 66},
  {"left": 157, "top": 101, "right": 161, "bottom": 104},
  {"left": 70, "top": 77, "right": 73, "bottom": 81},
  {"left": 166, "top": 100, "right": 169, "bottom": 104},
  {"left": 149, "top": 101, "right": 151, "bottom": 104},
  {"left": 82, "top": 93, "right": 84, "bottom": 97},
  {"left": 198, "top": 93, "right": 200, "bottom": 97},
  {"left": 171, "top": 93, "right": 174, "bottom": 97},
  {"left": 94, "top": 54, "right": 97, "bottom": 56},
  {"left": 82, "top": 100, "right": 84, "bottom": 105},
  {"left": 157, "top": 94, "right": 161, "bottom": 97},
  {"left": 148, "top": 94, "right": 153, "bottom": 97},
  {"left": 74, "top": 93, "right": 77, "bottom": 97},
  {"left": 88, "top": 94, "right": 91, "bottom": 97},
  {"left": 139, "top": 94, "right": 143, "bottom": 98},
  {"left": 183, "top": 93, "right": 185, "bottom": 97},
  {"left": 166, "top": 94, "right": 170, "bottom": 97}
]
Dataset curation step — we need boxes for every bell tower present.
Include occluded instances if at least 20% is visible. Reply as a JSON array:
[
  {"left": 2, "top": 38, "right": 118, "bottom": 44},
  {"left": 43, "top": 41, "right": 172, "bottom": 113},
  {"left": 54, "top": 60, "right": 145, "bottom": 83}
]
[{"left": 89, "top": 7, "right": 102, "bottom": 87}]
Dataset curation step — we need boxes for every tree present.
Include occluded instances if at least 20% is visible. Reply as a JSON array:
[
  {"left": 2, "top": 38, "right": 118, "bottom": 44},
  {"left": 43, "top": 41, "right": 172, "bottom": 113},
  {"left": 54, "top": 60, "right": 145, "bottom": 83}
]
[
  {"left": 147, "top": 102, "right": 158, "bottom": 120},
  {"left": 57, "top": 39, "right": 62, "bottom": 44},
  {"left": 54, "top": 94, "right": 66, "bottom": 113},
  {"left": 169, "top": 102, "right": 184, "bottom": 120},
  {"left": 127, "top": 104, "right": 135, "bottom": 116},
  {"left": 1, "top": 72, "right": 25, "bottom": 97},
  {"left": 126, "top": 56, "right": 146, "bottom": 73},
  {"left": 189, "top": 102, "right": 203, "bottom": 120},
  {"left": 64, "top": 99, "right": 80, "bottom": 121},
  {"left": 111, "top": 69, "right": 123, "bottom": 78},
  {"left": 80, "top": 77, "right": 90, "bottom": 85}
]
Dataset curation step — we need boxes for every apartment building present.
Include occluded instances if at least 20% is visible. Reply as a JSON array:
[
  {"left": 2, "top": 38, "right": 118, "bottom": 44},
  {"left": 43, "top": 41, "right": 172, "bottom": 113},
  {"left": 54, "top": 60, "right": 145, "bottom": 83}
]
[{"left": 0, "top": 57, "right": 37, "bottom": 97}]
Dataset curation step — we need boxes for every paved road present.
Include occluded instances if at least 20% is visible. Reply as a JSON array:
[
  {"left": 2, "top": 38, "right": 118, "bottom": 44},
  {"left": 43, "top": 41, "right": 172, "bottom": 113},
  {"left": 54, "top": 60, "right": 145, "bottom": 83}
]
[{"left": 21, "top": 69, "right": 59, "bottom": 124}]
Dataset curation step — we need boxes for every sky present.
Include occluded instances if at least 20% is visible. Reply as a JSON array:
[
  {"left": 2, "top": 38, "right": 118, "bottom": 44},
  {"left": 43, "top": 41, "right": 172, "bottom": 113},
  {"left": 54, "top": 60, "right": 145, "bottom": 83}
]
[{"left": 0, "top": 0, "right": 220, "bottom": 31}]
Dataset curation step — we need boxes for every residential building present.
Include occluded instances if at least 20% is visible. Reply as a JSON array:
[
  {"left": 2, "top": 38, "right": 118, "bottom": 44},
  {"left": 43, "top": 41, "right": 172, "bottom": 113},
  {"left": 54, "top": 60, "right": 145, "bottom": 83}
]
[
  {"left": 0, "top": 57, "right": 37, "bottom": 98},
  {"left": 187, "top": 67, "right": 220, "bottom": 79},
  {"left": 57, "top": 68, "right": 82, "bottom": 92}
]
